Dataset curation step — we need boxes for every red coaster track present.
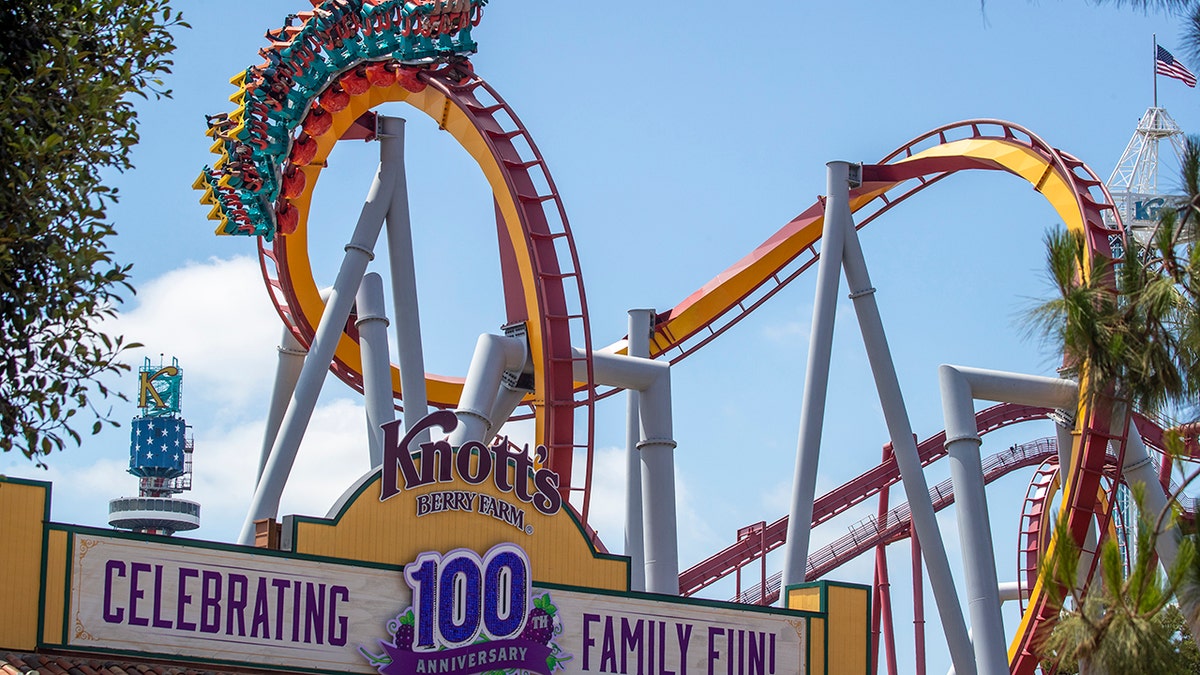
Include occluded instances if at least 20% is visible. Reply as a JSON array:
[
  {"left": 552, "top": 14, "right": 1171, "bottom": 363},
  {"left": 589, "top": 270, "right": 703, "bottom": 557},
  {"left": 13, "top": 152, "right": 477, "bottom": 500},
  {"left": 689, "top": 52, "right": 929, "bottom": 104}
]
[{"left": 213, "top": 12, "right": 1135, "bottom": 664}]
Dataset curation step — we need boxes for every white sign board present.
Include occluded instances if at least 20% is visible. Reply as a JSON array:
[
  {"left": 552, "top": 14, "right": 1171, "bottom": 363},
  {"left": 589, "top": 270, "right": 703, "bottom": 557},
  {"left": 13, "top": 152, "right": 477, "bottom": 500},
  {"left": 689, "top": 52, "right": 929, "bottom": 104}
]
[
  {"left": 68, "top": 534, "right": 403, "bottom": 672},
  {"left": 66, "top": 535, "right": 807, "bottom": 674}
]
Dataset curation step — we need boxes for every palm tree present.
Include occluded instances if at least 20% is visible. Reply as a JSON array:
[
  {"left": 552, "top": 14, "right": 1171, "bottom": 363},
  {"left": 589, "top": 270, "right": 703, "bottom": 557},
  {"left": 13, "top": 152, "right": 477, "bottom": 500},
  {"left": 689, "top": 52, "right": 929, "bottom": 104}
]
[
  {"left": 1038, "top": 486, "right": 1196, "bottom": 675},
  {"left": 1030, "top": 136, "right": 1200, "bottom": 672},
  {"left": 1027, "top": 221, "right": 1184, "bottom": 416}
]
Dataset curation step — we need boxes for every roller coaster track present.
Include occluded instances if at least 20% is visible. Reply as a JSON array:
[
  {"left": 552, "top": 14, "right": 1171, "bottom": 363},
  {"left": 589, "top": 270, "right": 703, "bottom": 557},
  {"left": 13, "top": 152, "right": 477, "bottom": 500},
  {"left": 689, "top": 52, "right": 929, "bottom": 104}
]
[
  {"left": 280, "top": 109, "right": 1124, "bottom": 672},
  {"left": 685, "top": 408, "right": 1177, "bottom": 601},
  {"left": 732, "top": 436, "right": 1073, "bottom": 606},
  {"left": 203, "top": 6, "right": 1133, "bottom": 669},
  {"left": 718, "top": 422, "right": 1178, "bottom": 621},
  {"left": 679, "top": 402, "right": 1054, "bottom": 596},
  {"left": 248, "top": 65, "right": 600, "bottom": 514},
  {"left": 649, "top": 120, "right": 1125, "bottom": 673},
  {"left": 1017, "top": 458, "right": 1060, "bottom": 615}
]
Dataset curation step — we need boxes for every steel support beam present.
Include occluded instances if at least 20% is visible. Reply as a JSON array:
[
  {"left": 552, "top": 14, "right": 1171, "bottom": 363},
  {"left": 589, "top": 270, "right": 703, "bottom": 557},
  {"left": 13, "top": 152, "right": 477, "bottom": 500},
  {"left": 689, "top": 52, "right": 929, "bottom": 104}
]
[
  {"left": 571, "top": 346, "right": 677, "bottom": 593},
  {"left": 781, "top": 161, "right": 851, "bottom": 597},
  {"left": 383, "top": 119, "right": 429, "bottom": 435},
  {"left": 257, "top": 328, "right": 307, "bottom": 483},
  {"left": 842, "top": 206, "right": 974, "bottom": 675},
  {"left": 357, "top": 272, "right": 394, "bottom": 468},
  {"left": 447, "top": 334, "right": 526, "bottom": 446},
  {"left": 938, "top": 365, "right": 1077, "bottom": 675},
  {"left": 238, "top": 116, "right": 407, "bottom": 545},
  {"left": 625, "top": 309, "right": 653, "bottom": 591}
]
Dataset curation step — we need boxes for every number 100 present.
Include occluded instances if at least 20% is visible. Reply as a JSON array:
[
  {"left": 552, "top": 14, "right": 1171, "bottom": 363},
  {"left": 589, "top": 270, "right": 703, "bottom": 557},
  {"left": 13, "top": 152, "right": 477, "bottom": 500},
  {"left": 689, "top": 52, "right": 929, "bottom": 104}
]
[{"left": 404, "top": 543, "right": 531, "bottom": 649}]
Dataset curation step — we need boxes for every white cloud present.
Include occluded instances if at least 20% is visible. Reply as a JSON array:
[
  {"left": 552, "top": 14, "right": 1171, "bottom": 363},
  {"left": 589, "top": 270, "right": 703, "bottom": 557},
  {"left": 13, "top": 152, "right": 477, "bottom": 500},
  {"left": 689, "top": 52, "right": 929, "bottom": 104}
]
[
  {"left": 584, "top": 445, "right": 631, "bottom": 550},
  {"left": 112, "top": 256, "right": 378, "bottom": 540},
  {"left": 762, "top": 320, "right": 811, "bottom": 343},
  {"left": 6, "top": 458, "right": 131, "bottom": 527},
  {"left": 583, "top": 445, "right": 721, "bottom": 570},
  {"left": 179, "top": 395, "right": 374, "bottom": 543},
  {"left": 277, "top": 398, "right": 377, "bottom": 519},
  {"left": 2, "top": 256, "right": 374, "bottom": 546},
  {"left": 114, "top": 256, "right": 282, "bottom": 413}
]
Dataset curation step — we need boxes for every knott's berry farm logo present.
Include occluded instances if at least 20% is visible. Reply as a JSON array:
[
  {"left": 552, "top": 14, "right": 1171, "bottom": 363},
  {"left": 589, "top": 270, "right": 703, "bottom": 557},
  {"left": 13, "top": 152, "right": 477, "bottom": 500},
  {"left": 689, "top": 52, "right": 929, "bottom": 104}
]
[
  {"left": 379, "top": 411, "right": 563, "bottom": 534},
  {"left": 360, "top": 544, "right": 571, "bottom": 675}
]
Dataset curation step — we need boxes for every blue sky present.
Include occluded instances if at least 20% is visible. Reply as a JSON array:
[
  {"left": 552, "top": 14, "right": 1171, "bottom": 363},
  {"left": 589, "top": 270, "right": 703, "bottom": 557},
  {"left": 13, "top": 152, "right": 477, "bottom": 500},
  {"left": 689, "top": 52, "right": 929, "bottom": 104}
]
[{"left": 6, "top": 2, "right": 1200, "bottom": 673}]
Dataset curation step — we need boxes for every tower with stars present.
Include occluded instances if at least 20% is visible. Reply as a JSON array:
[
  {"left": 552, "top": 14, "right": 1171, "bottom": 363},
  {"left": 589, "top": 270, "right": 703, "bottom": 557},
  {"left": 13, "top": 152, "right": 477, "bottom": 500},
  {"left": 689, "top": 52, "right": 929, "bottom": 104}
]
[{"left": 108, "top": 356, "right": 201, "bottom": 536}]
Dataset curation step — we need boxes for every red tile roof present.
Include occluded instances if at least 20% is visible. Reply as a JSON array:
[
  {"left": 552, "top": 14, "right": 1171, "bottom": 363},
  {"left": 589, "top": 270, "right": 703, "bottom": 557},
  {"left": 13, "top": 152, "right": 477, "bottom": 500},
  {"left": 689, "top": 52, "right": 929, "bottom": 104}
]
[{"left": 2, "top": 653, "right": 292, "bottom": 675}]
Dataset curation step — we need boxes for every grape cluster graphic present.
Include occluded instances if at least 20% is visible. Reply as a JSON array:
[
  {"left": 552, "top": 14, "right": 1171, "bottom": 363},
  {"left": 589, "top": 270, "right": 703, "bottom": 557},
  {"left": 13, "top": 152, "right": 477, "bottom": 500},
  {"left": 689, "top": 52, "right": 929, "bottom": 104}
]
[{"left": 360, "top": 592, "right": 572, "bottom": 674}]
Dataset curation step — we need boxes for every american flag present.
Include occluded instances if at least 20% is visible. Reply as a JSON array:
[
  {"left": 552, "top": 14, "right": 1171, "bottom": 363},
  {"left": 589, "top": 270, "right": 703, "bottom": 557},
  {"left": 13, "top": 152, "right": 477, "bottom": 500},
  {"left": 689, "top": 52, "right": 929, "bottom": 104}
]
[{"left": 1157, "top": 45, "right": 1197, "bottom": 88}]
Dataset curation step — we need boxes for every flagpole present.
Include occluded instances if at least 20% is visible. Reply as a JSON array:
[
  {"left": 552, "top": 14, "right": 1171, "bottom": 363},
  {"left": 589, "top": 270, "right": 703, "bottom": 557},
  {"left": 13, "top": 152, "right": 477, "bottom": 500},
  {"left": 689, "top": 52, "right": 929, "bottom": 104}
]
[{"left": 1154, "top": 33, "right": 1159, "bottom": 108}]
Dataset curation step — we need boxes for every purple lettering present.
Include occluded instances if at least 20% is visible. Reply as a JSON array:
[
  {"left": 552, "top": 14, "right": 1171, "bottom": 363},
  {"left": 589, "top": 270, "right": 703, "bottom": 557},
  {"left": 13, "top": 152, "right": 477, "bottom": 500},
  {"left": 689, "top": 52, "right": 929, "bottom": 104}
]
[
  {"left": 381, "top": 410, "right": 457, "bottom": 500},
  {"left": 152, "top": 565, "right": 173, "bottom": 629},
  {"left": 304, "top": 582, "right": 326, "bottom": 644},
  {"left": 434, "top": 439, "right": 454, "bottom": 483},
  {"left": 621, "top": 617, "right": 644, "bottom": 675},
  {"left": 226, "top": 573, "right": 248, "bottom": 637},
  {"left": 456, "top": 440, "right": 491, "bottom": 485},
  {"left": 660, "top": 620, "right": 674, "bottom": 675},
  {"left": 271, "top": 577, "right": 290, "bottom": 641},
  {"left": 329, "top": 585, "right": 349, "bottom": 646},
  {"left": 677, "top": 623, "right": 694, "bottom": 675},
  {"left": 648, "top": 619, "right": 657, "bottom": 675},
  {"left": 200, "top": 570, "right": 222, "bottom": 633},
  {"left": 727, "top": 628, "right": 734, "bottom": 675},
  {"left": 601, "top": 615, "right": 618, "bottom": 672},
  {"left": 128, "top": 562, "right": 151, "bottom": 627},
  {"left": 506, "top": 442, "right": 535, "bottom": 502},
  {"left": 747, "top": 631, "right": 765, "bottom": 675},
  {"left": 488, "top": 441, "right": 513, "bottom": 492},
  {"left": 102, "top": 560, "right": 125, "bottom": 623},
  {"left": 532, "top": 462, "right": 562, "bottom": 515},
  {"left": 769, "top": 633, "right": 775, "bottom": 674},
  {"left": 583, "top": 613, "right": 600, "bottom": 670},
  {"left": 290, "top": 578, "right": 302, "bottom": 642},
  {"left": 708, "top": 626, "right": 724, "bottom": 675},
  {"left": 176, "top": 567, "right": 198, "bottom": 631},
  {"left": 250, "top": 577, "right": 271, "bottom": 639}
]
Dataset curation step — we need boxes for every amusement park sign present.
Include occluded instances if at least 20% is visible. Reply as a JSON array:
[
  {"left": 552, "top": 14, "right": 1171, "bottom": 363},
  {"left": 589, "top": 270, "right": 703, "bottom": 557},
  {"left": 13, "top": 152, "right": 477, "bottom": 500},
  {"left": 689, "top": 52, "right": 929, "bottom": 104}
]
[
  {"left": 66, "top": 535, "right": 807, "bottom": 675},
  {"left": 380, "top": 411, "right": 563, "bottom": 535}
]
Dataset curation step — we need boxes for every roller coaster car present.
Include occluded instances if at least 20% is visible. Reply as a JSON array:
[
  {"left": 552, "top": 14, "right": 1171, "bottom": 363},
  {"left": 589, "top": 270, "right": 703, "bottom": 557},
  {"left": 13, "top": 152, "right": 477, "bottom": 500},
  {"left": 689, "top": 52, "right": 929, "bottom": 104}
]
[{"left": 393, "top": 0, "right": 486, "bottom": 61}]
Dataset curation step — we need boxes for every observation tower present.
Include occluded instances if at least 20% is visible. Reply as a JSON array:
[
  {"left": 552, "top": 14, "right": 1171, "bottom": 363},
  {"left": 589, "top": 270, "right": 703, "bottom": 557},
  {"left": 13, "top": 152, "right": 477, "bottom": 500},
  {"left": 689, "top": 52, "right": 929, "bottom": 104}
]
[
  {"left": 107, "top": 357, "right": 201, "bottom": 536},
  {"left": 1105, "top": 105, "right": 1187, "bottom": 245}
]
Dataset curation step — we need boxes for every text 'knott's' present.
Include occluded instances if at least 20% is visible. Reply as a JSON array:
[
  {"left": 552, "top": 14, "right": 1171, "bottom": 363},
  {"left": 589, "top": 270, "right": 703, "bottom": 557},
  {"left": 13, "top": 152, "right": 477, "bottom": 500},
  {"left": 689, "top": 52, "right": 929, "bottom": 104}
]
[{"left": 379, "top": 410, "right": 562, "bottom": 516}]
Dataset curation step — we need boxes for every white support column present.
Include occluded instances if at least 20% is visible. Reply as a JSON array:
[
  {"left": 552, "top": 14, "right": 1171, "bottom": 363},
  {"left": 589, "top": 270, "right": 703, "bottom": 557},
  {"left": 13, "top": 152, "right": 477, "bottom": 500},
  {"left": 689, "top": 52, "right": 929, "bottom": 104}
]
[
  {"left": 484, "top": 383, "right": 530, "bottom": 444},
  {"left": 257, "top": 327, "right": 307, "bottom": 483},
  {"left": 997, "top": 581, "right": 1026, "bottom": 603},
  {"left": 781, "top": 161, "right": 851, "bottom": 598},
  {"left": 447, "top": 334, "right": 526, "bottom": 446},
  {"left": 1119, "top": 424, "right": 1200, "bottom": 643},
  {"left": 939, "top": 365, "right": 1078, "bottom": 675},
  {"left": 1122, "top": 424, "right": 1179, "bottom": 564},
  {"left": 357, "top": 272, "right": 394, "bottom": 468},
  {"left": 571, "top": 347, "right": 677, "bottom": 593},
  {"left": 482, "top": 326, "right": 534, "bottom": 444},
  {"left": 1054, "top": 413, "right": 1075, "bottom": 485},
  {"left": 626, "top": 309, "right": 653, "bottom": 592},
  {"left": 383, "top": 117, "right": 430, "bottom": 434},
  {"left": 841, "top": 219, "right": 976, "bottom": 675},
  {"left": 238, "top": 116, "right": 407, "bottom": 546},
  {"left": 639, "top": 368, "right": 678, "bottom": 595}
]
